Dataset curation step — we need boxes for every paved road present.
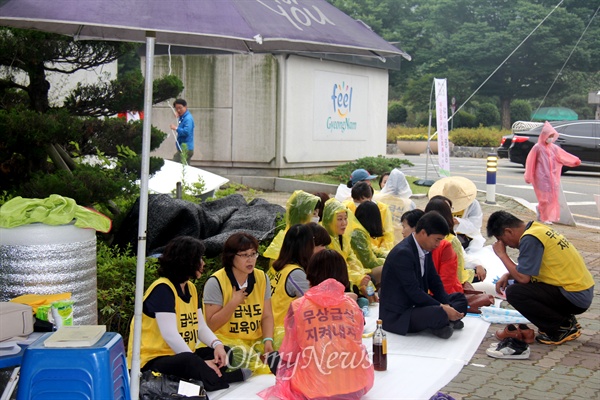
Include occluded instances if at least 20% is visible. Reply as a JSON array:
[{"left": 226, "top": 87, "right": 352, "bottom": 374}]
[{"left": 392, "top": 154, "right": 600, "bottom": 229}]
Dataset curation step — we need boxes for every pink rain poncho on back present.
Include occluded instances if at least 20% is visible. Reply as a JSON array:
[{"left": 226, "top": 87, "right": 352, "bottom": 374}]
[
  {"left": 258, "top": 278, "right": 374, "bottom": 400},
  {"left": 524, "top": 121, "right": 580, "bottom": 223}
]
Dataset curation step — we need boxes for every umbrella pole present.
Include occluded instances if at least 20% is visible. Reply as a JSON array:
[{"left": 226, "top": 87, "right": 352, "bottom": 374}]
[{"left": 130, "top": 32, "right": 156, "bottom": 400}]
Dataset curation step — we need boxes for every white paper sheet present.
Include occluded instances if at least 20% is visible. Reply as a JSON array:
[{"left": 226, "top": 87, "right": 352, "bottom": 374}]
[{"left": 209, "top": 305, "right": 490, "bottom": 400}]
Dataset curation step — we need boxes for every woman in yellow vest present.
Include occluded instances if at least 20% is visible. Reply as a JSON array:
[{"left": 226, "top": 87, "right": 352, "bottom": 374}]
[
  {"left": 203, "top": 232, "right": 276, "bottom": 374},
  {"left": 259, "top": 250, "right": 374, "bottom": 399},
  {"left": 126, "top": 236, "right": 249, "bottom": 392},
  {"left": 268, "top": 224, "right": 314, "bottom": 346}
]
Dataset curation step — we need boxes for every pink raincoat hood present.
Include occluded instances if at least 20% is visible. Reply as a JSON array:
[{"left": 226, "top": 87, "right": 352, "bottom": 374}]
[
  {"left": 538, "top": 121, "right": 559, "bottom": 145},
  {"left": 304, "top": 278, "right": 346, "bottom": 307}
]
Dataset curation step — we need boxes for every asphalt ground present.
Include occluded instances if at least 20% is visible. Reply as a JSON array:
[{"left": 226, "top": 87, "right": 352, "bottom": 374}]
[{"left": 255, "top": 189, "right": 600, "bottom": 400}]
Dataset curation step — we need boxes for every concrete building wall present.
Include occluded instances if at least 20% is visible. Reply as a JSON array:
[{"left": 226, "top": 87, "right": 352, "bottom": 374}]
[{"left": 148, "top": 53, "right": 389, "bottom": 176}]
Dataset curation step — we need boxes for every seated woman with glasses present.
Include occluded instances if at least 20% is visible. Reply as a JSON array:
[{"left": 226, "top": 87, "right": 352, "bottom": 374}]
[{"left": 203, "top": 232, "right": 276, "bottom": 375}]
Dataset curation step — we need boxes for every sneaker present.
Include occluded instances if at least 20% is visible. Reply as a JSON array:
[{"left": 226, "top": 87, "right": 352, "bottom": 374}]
[
  {"left": 535, "top": 326, "right": 581, "bottom": 345},
  {"left": 450, "top": 320, "right": 464, "bottom": 330},
  {"left": 431, "top": 325, "right": 453, "bottom": 339},
  {"left": 486, "top": 338, "right": 530, "bottom": 359},
  {"left": 518, "top": 324, "right": 535, "bottom": 344},
  {"left": 562, "top": 315, "right": 581, "bottom": 330}
]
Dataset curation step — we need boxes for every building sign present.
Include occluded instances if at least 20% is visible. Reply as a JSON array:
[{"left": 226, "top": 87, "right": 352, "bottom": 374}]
[{"left": 313, "top": 70, "right": 368, "bottom": 141}]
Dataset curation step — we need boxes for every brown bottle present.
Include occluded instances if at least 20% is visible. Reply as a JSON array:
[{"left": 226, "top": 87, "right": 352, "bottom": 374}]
[{"left": 373, "top": 319, "right": 387, "bottom": 371}]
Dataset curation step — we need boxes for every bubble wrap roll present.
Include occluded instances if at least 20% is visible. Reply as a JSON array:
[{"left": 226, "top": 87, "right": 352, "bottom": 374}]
[{"left": 0, "top": 224, "right": 98, "bottom": 325}]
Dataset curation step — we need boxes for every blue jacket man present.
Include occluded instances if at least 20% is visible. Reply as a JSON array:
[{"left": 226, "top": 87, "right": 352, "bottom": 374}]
[
  {"left": 379, "top": 211, "right": 468, "bottom": 339},
  {"left": 170, "top": 98, "right": 195, "bottom": 163}
]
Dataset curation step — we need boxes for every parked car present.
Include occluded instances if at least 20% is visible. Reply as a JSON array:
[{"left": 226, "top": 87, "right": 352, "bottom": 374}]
[
  {"left": 498, "top": 121, "right": 544, "bottom": 159},
  {"left": 508, "top": 120, "right": 600, "bottom": 172},
  {"left": 496, "top": 134, "right": 513, "bottom": 159}
]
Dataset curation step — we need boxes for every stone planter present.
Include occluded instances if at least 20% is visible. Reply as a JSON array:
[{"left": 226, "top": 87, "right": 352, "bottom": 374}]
[{"left": 397, "top": 140, "right": 436, "bottom": 155}]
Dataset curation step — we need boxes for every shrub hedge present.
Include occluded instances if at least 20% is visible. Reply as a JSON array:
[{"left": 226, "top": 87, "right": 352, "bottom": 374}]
[
  {"left": 389, "top": 126, "right": 509, "bottom": 147},
  {"left": 325, "top": 156, "right": 413, "bottom": 183}
]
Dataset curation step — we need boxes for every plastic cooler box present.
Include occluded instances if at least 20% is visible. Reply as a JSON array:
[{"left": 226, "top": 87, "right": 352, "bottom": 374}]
[{"left": 16, "top": 332, "right": 130, "bottom": 400}]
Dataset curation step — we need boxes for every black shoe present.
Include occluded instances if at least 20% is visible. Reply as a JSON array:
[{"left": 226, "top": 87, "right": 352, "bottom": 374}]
[
  {"left": 431, "top": 325, "right": 453, "bottom": 339},
  {"left": 450, "top": 320, "right": 464, "bottom": 330},
  {"left": 535, "top": 326, "right": 581, "bottom": 345},
  {"left": 561, "top": 315, "right": 581, "bottom": 330}
]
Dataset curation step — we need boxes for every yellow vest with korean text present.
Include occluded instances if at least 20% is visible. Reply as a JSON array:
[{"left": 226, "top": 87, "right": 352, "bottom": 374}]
[
  {"left": 268, "top": 264, "right": 302, "bottom": 328},
  {"left": 521, "top": 222, "right": 593, "bottom": 292},
  {"left": 208, "top": 268, "right": 266, "bottom": 341},
  {"left": 127, "top": 278, "right": 198, "bottom": 368}
]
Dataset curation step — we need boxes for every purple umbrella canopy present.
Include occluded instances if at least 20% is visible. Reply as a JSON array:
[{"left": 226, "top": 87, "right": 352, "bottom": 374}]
[{"left": 0, "top": 0, "right": 410, "bottom": 59}]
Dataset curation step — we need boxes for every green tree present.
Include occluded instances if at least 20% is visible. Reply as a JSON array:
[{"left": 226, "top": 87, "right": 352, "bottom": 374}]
[
  {"left": 510, "top": 99, "right": 533, "bottom": 124},
  {"left": 476, "top": 103, "right": 500, "bottom": 127},
  {"left": 0, "top": 28, "right": 183, "bottom": 212},
  {"left": 388, "top": 101, "right": 408, "bottom": 123},
  {"left": 329, "top": 1, "right": 599, "bottom": 128}
]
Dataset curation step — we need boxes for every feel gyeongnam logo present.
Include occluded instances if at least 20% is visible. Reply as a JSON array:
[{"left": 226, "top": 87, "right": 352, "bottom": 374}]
[{"left": 328, "top": 82, "right": 357, "bottom": 133}]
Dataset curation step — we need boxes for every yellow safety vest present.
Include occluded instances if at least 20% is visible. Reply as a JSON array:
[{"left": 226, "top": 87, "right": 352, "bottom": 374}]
[
  {"left": 127, "top": 278, "right": 198, "bottom": 368},
  {"left": 522, "top": 222, "right": 594, "bottom": 292},
  {"left": 268, "top": 264, "right": 302, "bottom": 328},
  {"left": 207, "top": 269, "right": 267, "bottom": 342}
]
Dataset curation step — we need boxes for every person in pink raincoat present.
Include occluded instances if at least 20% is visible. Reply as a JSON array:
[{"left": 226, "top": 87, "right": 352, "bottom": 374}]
[
  {"left": 259, "top": 250, "right": 374, "bottom": 400},
  {"left": 524, "top": 121, "right": 581, "bottom": 223}
]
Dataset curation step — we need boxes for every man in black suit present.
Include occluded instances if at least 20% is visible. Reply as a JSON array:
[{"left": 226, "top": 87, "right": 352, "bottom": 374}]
[{"left": 379, "top": 211, "right": 468, "bottom": 339}]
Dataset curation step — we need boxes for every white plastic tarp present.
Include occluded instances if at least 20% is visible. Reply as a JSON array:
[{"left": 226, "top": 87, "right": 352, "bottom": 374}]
[{"left": 147, "top": 160, "right": 229, "bottom": 195}]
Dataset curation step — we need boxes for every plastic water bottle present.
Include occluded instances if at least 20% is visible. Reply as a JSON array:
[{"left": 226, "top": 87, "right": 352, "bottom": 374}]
[
  {"left": 361, "top": 305, "right": 370, "bottom": 317},
  {"left": 366, "top": 281, "right": 377, "bottom": 304}
]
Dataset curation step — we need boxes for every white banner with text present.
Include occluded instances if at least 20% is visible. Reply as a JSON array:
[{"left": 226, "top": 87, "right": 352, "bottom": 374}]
[{"left": 435, "top": 78, "right": 450, "bottom": 176}]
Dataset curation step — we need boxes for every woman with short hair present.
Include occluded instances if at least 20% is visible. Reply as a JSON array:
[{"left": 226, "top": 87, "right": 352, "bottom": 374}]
[{"left": 203, "top": 232, "right": 275, "bottom": 374}]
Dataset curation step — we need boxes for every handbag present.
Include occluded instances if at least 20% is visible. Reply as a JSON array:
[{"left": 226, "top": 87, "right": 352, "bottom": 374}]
[
  {"left": 462, "top": 282, "right": 494, "bottom": 314},
  {"left": 139, "top": 370, "right": 208, "bottom": 400}
]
